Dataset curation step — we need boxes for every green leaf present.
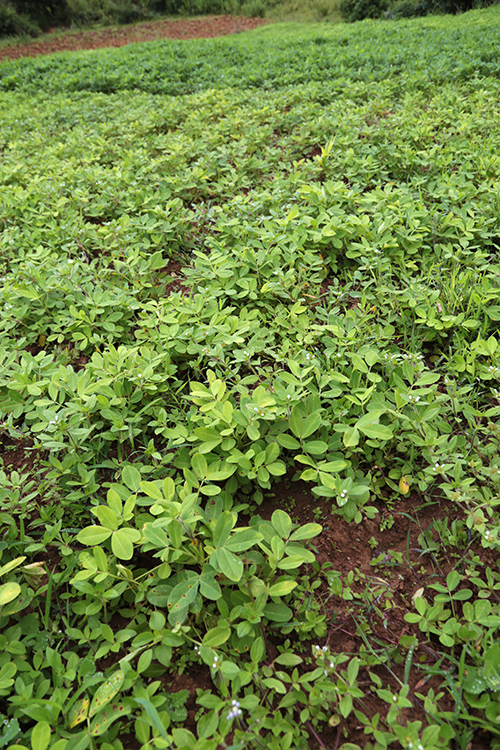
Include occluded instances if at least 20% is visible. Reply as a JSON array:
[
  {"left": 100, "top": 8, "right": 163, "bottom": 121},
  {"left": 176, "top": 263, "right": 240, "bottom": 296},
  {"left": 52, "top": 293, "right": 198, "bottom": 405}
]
[
  {"left": 355, "top": 411, "right": 393, "bottom": 440},
  {"left": 265, "top": 443, "right": 280, "bottom": 463},
  {"left": 302, "top": 412, "right": 321, "bottom": 438},
  {"left": 191, "top": 453, "right": 207, "bottom": 479},
  {"left": 262, "top": 677, "right": 287, "bottom": 694},
  {"left": 203, "top": 627, "right": 230, "bottom": 648},
  {"left": 320, "top": 460, "right": 348, "bottom": 472},
  {"left": 264, "top": 602, "right": 292, "bottom": 622},
  {"left": 301, "top": 468, "right": 318, "bottom": 481},
  {"left": 290, "top": 523, "right": 322, "bottom": 541},
  {"left": 288, "top": 406, "right": 303, "bottom": 438},
  {"left": 267, "top": 461, "right": 286, "bottom": 476},
  {"left": 225, "top": 528, "right": 263, "bottom": 552},
  {"left": 206, "top": 462, "right": 236, "bottom": 481},
  {"left": 31, "top": 721, "right": 51, "bottom": 750},
  {"left": 213, "top": 511, "right": 235, "bottom": 548},
  {"left": 277, "top": 433, "right": 300, "bottom": 450},
  {"left": 446, "top": 570, "right": 461, "bottom": 591},
  {"left": 319, "top": 471, "right": 337, "bottom": 490},
  {"left": 277, "top": 555, "right": 308, "bottom": 569},
  {"left": 247, "top": 424, "right": 260, "bottom": 441},
  {"left": 271, "top": 510, "right": 292, "bottom": 539},
  {"left": 268, "top": 579, "right": 297, "bottom": 596},
  {"left": 211, "top": 547, "right": 243, "bottom": 582},
  {"left": 137, "top": 649, "right": 153, "bottom": 674},
  {"left": 193, "top": 427, "right": 223, "bottom": 447},
  {"left": 140, "top": 481, "right": 164, "bottom": 501},
  {"left": 416, "top": 372, "right": 441, "bottom": 386},
  {"left": 197, "top": 708, "right": 219, "bottom": 738},
  {"left": 122, "top": 465, "right": 141, "bottom": 492},
  {"left": 358, "top": 424, "right": 393, "bottom": 440},
  {"left": 111, "top": 528, "right": 141, "bottom": 560},
  {"left": 162, "top": 477, "right": 175, "bottom": 502},
  {"left": 76, "top": 526, "right": 112, "bottom": 547},
  {"left": 199, "top": 484, "right": 221, "bottom": 496},
  {"left": 302, "top": 440, "right": 328, "bottom": 455},
  {"left": 452, "top": 589, "right": 473, "bottom": 601},
  {"left": 0, "top": 717, "right": 20, "bottom": 746},
  {"left": 347, "top": 657, "right": 360, "bottom": 684},
  {"left": 343, "top": 427, "right": 359, "bottom": 447},
  {"left": 250, "top": 638, "right": 265, "bottom": 665},
  {"left": 94, "top": 506, "right": 120, "bottom": 531},
  {"left": 143, "top": 525, "right": 169, "bottom": 549},
  {"left": 199, "top": 571, "right": 221, "bottom": 601},
  {"left": 275, "top": 653, "right": 303, "bottom": 666}
]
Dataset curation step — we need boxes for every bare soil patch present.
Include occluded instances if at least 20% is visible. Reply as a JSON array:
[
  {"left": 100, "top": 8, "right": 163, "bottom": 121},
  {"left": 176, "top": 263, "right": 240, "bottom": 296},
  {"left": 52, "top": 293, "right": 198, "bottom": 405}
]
[{"left": 0, "top": 15, "right": 270, "bottom": 62}]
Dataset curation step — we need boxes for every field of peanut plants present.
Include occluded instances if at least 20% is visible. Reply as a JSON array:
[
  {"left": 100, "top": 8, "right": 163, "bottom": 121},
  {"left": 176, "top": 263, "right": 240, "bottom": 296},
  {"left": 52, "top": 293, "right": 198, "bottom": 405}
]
[{"left": 1, "top": 7, "right": 500, "bottom": 749}]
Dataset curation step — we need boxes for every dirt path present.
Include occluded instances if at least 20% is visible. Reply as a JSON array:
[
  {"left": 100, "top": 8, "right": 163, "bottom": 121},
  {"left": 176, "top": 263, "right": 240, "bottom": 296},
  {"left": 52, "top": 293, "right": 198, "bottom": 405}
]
[{"left": 0, "top": 15, "right": 270, "bottom": 62}]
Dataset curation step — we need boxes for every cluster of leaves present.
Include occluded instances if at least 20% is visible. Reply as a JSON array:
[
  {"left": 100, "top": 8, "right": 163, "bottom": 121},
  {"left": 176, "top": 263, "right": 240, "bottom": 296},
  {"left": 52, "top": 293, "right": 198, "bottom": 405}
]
[{"left": 1, "top": 6, "right": 500, "bottom": 750}]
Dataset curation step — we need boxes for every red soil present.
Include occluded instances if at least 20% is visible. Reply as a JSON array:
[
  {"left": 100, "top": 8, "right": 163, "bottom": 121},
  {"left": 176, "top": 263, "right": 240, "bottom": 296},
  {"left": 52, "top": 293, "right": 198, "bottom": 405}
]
[{"left": 0, "top": 15, "right": 270, "bottom": 62}]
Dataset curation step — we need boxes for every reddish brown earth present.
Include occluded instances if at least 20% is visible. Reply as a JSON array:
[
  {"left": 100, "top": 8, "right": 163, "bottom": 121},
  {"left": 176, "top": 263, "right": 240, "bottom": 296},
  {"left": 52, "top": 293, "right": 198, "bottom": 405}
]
[
  {"left": 0, "top": 17, "right": 494, "bottom": 747},
  {"left": 257, "top": 476, "right": 494, "bottom": 749},
  {"left": 0, "top": 15, "right": 270, "bottom": 62}
]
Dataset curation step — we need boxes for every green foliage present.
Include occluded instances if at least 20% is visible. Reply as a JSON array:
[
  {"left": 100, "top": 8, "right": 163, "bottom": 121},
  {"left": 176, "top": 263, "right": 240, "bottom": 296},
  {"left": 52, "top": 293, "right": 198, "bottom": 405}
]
[
  {"left": 1, "top": 6, "right": 500, "bottom": 749},
  {"left": 0, "top": 1, "right": 39, "bottom": 36},
  {"left": 11, "top": 0, "right": 71, "bottom": 29},
  {"left": 340, "top": 0, "right": 387, "bottom": 22},
  {"left": 4, "top": 12, "right": 500, "bottom": 93}
]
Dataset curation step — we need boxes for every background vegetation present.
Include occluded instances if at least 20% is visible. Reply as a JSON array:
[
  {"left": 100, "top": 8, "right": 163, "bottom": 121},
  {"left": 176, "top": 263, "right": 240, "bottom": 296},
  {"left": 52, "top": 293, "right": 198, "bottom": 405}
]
[
  {"left": 1, "top": 4, "right": 500, "bottom": 750},
  {"left": 0, "top": 0, "right": 497, "bottom": 40}
]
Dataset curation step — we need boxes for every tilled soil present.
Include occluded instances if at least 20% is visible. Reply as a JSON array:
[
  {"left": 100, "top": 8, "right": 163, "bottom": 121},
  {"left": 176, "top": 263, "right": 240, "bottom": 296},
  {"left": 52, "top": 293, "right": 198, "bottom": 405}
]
[{"left": 0, "top": 15, "right": 270, "bottom": 62}]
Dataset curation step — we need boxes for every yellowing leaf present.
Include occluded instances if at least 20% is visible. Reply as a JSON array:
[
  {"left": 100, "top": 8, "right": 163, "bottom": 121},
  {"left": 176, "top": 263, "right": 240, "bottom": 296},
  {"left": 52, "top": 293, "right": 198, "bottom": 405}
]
[
  {"left": 399, "top": 476, "right": 410, "bottom": 495},
  {"left": 67, "top": 697, "right": 90, "bottom": 728},
  {"left": 0, "top": 581, "right": 21, "bottom": 606}
]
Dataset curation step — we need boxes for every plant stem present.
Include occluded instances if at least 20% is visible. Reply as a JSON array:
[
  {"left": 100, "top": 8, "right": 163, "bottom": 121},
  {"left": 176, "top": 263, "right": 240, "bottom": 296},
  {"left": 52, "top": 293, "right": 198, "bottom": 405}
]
[{"left": 306, "top": 720, "right": 328, "bottom": 750}]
